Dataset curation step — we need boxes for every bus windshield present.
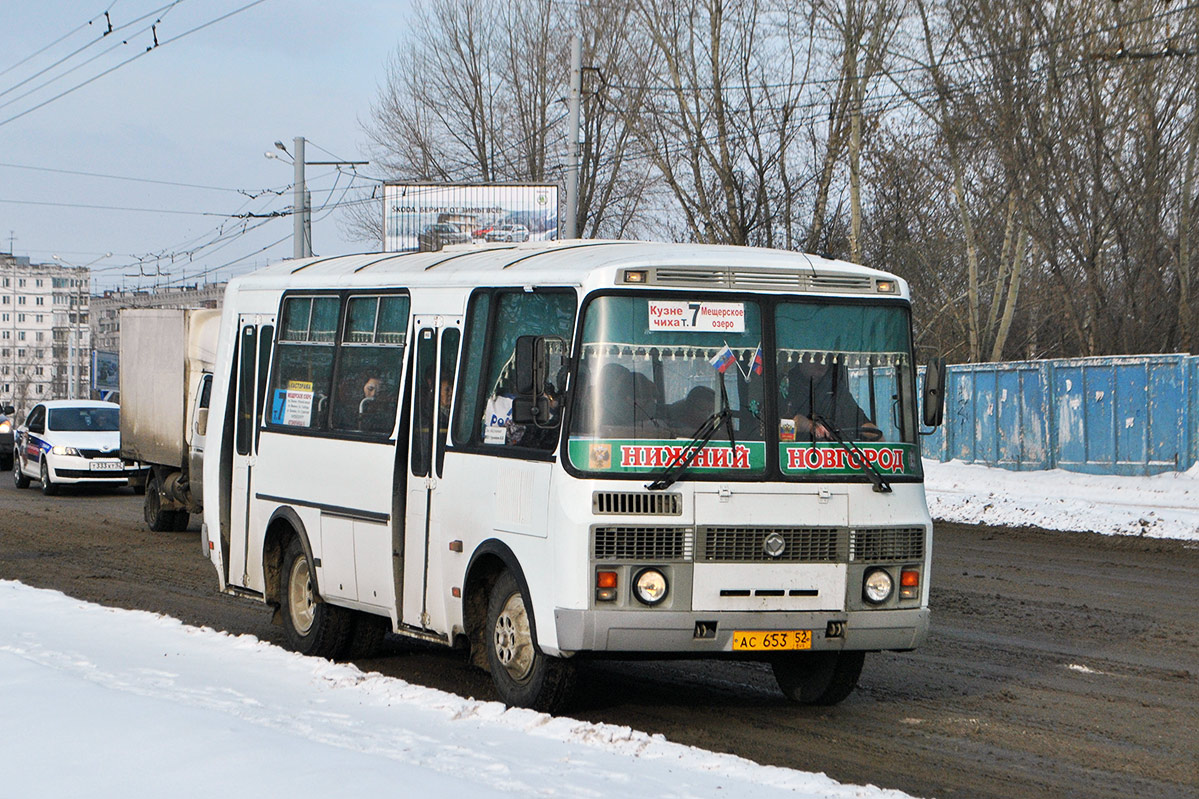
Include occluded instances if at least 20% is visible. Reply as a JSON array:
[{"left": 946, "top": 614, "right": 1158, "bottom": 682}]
[
  {"left": 775, "top": 301, "right": 920, "bottom": 479},
  {"left": 567, "top": 294, "right": 920, "bottom": 480},
  {"left": 567, "top": 295, "right": 767, "bottom": 477}
]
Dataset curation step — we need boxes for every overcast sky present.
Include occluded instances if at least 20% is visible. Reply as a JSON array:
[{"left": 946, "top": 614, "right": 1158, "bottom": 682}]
[{"left": 0, "top": 0, "right": 405, "bottom": 290}]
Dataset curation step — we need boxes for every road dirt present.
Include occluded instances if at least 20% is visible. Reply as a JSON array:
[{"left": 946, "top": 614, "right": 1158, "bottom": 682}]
[{"left": 1, "top": 477, "right": 1196, "bottom": 798}]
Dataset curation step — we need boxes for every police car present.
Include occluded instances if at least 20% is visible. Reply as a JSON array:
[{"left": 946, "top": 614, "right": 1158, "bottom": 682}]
[{"left": 12, "top": 400, "right": 141, "bottom": 495}]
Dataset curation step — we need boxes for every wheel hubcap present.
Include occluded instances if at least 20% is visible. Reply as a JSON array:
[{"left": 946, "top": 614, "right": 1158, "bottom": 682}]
[
  {"left": 493, "top": 591, "right": 534, "bottom": 682},
  {"left": 287, "top": 556, "right": 316, "bottom": 634}
]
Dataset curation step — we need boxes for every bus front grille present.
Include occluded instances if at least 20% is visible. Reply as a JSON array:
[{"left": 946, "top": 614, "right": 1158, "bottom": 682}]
[
  {"left": 849, "top": 527, "right": 926, "bottom": 562},
  {"left": 593, "top": 526, "right": 694, "bottom": 561},
  {"left": 593, "top": 491, "right": 683, "bottom": 516},
  {"left": 700, "top": 527, "right": 844, "bottom": 562}
]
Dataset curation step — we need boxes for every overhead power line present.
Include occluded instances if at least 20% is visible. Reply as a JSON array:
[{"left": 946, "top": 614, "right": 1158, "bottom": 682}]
[{"left": 0, "top": 0, "right": 271, "bottom": 129}]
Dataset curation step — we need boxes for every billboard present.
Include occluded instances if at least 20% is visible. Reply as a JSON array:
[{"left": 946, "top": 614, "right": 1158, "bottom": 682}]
[
  {"left": 383, "top": 183, "right": 558, "bottom": 253},
  {"left": 92, "top": 350, "right": 119, "bottom": 393}
]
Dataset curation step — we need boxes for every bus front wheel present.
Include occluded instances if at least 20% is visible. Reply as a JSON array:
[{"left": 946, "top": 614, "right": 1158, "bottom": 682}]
[
  {"left": 772, "top": 650, "right": 865, "bottom": 706},
  {"left": 281, "top": 537, "right": 353, "bottom": 658},
  {"left": 485, "top": 570, "right": 575, "bottom": 712}
]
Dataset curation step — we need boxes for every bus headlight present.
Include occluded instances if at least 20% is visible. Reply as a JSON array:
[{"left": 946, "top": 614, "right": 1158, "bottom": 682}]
[
  {"left": 863, "top": 568, "right": 893, "bottom": 604},
  {"left": 633, "top": 568, "right": 668, "bottom": 605}
]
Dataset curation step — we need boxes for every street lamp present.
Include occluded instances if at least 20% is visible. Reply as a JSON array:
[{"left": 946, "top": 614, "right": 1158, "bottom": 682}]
[{"left": 51, "top": 253, "right": 111, "bottom": 399}]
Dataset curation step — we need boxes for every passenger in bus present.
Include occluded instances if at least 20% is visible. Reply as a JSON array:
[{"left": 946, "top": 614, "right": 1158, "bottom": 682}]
[
  {"left": 358, "top": 373, "right": 394, "bottom": 433},
  {"left": 784, "top": 357, "right": 882, "bottom": 441},
  {"left": 666, "top": 385, "right": 717, "bottom": 431}
]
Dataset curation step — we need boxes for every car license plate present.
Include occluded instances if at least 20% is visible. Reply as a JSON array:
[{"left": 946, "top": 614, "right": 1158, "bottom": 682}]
[
  {"left": 89, "top": 460, "right": 123, "bottom": 471},
  {"left": 731, "top": 630, "right": 812, "bottom": 651}
]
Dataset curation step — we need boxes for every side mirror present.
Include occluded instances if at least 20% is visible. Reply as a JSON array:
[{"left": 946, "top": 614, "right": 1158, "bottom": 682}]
[
  {"left": 514, "top": 335, "right": 538, "bottom": 396},
  {"left": 922, "top": 357, "right": 946, "bottom": 428},
  {"left": 0, "top": 404, "right": 13, "bottom": 415},
  {"left": 511, "top": 335, "right": 567, "bottom": 427}
]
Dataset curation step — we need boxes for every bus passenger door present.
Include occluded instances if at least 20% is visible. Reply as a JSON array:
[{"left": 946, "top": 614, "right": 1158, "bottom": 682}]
[
  {"left": 228, "top": 315, "right": 274, "bottom": 588},
  {"left": 402, "top": 317, "right": 462, "bottom": 630}
]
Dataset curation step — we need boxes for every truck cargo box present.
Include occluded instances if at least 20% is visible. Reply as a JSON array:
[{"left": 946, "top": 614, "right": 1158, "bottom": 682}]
[{"left": 119, "top": 308, "right": 220, "bottom": 468}]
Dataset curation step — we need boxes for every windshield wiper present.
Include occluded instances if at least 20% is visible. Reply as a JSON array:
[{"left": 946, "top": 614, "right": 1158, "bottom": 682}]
[
  {"left": 646, "top": 377, "right": 737, "bottom": 492},
  {"left": 812, "top": 413, "right": 893, "bottom": 493}
]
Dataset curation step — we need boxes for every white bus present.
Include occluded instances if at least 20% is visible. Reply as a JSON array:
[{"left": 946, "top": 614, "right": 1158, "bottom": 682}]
[{"left": 202, "top": 240, "right": 946, "bottom": 711}]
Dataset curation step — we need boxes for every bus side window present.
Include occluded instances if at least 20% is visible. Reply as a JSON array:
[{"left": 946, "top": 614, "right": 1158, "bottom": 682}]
[
  {"left": 452, "top": 292, "right": 491, "bottom": 447},
  {"left": 411, "top": 328, "right": 437, "bottom": 477},
  {"left": 235, "top": 326, "right": 256, "bottom": 455},
  {"left": 332, "top": 295, "right": 409, "bottom": 435},
  {"left": 255, "top": 325, "right": 273, "bottom": 448},
  {"left": 268, "top": 296, "right": 338, "bottom": 430},
  {"left": 477, "top": 289, "right": 575, "bottom": 450},
  {"left": 435, "top": 328, "right": 460, "bottom": 476}
]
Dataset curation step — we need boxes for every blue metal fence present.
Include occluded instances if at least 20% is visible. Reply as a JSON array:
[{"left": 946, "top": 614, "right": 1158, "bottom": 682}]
[{"left": 921, "top": 354, "right": 1198, "bottom": 475}]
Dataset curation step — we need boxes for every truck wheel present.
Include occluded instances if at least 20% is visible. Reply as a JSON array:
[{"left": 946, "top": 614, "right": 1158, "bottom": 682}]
[
  {"left": 144, "top": 472, "right": 178, "bottom": 532},
  {"left": 281, "top": 536, "right": 353, "bottom": 658},
  {"left": 40, "top": 459, "right": 58, "bottom": 496},
  {"left": 772, "top": 650, "right": 865, "bottom": 706},
  {"left": 172, "top": 511, "right": 191, "bottom": 532},
  {"left": 13, "top": 453, "right": 29, "bottom": 489},
  {"left": 485, "top": 570, "right": 575, "bottom": 712}
]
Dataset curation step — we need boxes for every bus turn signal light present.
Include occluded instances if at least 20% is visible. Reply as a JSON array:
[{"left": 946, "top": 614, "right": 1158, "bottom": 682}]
[
  {"left": 900, "top": 569, "right": 919, "bottom": 600},
  {"left": 596, "top": 570, "right": 618, "bottom": 602}
]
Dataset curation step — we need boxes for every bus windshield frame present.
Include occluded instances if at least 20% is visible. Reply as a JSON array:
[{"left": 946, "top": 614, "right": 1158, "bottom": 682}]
[{"left": 563, "top": 290, "right": 922, "bottom": 483}]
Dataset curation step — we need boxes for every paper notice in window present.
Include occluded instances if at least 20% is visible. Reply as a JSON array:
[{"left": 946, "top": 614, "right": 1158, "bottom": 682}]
[
  {"left": 647, "top": 300, "right": 745, "bottom": 333},
  {"left": 283, "top": 380, "right": 314, "bottom": 426}
]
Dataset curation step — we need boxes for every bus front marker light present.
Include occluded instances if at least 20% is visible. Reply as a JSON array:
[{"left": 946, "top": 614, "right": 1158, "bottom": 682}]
[
  {"left": 900, "top": 569, "right": 919, "bottom": 600},
  {"left": 633, "top": 568, "right": 668, "bottom": 605},
  {"left": 863, "top": 568, "right": 893, "bottom": 604},
  {"left": 623, "top": 269, "right": 648, "bottom": 283},
  {"left": 596, "top": 570, "right": 618, "bottom": 602},
  {"left": 876, "top": 279, "right": 898, "bottom": 293}
]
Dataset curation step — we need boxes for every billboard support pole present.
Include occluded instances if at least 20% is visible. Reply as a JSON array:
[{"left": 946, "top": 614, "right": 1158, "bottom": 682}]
[{"left": 565, "top": 35, "right": 582, "bottom": 240}]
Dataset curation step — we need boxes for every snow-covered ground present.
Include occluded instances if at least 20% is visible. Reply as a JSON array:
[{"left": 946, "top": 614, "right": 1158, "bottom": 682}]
[
  {"left": 0, "top": 581, "right": 914, "bottom": 798},
  {"left": 924, "top": 459, "right": 1199, "bottom": 541},
  {"left": 4, "top": 461, "right": 1195, "bottom": 797}
]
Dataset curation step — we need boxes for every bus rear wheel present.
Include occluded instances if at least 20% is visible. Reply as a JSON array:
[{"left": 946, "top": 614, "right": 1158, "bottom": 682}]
[
  {"left": 281, "top": 537, "right": 353, "bottom": 659},
  {"left": 772, "top": 650, "right": 865, "bottom": 706},
  {"left": 485, "top": 570, "right": 575, "bottom": 712}
]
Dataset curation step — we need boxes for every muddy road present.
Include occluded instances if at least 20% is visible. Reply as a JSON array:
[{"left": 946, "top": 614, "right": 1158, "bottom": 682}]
[{"left": 1, "top": 477, "right": 1196, "bottom": 798}]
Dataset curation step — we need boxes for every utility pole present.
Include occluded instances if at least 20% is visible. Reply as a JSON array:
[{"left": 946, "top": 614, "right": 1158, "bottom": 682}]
[
  {"left": 275, "top": 137, "right": 366, "bottom": 259},
  {"left": 565, "top": 35, "right": 583, "bottom": 240},
  {"left": 293, "top": 136, "right": 307, "bottom": 259}
]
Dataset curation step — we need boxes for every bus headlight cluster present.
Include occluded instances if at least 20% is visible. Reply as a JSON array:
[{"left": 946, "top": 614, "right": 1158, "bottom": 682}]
[
  {"left": 633, "top": 568, "right": 668, "bottom": 605},
  {"left": 862, "top": 568, "right": 894, "bottom": 604}
]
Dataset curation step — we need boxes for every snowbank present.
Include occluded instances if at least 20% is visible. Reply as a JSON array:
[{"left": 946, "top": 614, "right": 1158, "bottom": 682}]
[{"left": 924, "top": 459, "right": 1199, "bottom": 540}]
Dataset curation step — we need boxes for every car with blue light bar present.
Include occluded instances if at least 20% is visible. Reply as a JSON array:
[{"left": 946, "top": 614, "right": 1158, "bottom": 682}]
[{"left": 12, "top": 400, "right": 143, "bottom": 495}]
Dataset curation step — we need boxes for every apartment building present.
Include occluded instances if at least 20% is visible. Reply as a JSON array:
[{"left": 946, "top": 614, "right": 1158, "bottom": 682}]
[{"left": 1, "top": 253, "right": 90, "bottom": 414}]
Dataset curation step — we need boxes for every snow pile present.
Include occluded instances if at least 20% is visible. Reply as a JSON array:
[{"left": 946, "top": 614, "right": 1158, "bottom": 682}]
[
  {"left": 0, "top": 581, "right": 915, "bottom": 798},
  {"left": 923, "top": 459, "right": 1199, "bottom": 540}
]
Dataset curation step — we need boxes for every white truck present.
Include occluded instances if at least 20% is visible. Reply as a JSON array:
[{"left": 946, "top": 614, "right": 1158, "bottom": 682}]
[{"left": 119, "top": 308, "right": 221, "bottom": 532}]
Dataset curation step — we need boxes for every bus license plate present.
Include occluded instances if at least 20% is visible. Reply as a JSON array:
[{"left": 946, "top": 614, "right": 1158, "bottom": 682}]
[
  {"left": 89, "top": 461, "right": 123, "bottom": 471},
  {"left": 732, "top": 630, "right": 812, "bottom": 651}
]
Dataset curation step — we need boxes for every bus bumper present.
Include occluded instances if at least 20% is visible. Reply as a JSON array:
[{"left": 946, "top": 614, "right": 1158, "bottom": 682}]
[{"left": 553, "top": 607, "right": 929, "bottom": 655}]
